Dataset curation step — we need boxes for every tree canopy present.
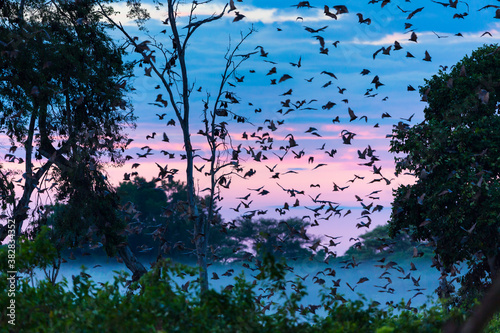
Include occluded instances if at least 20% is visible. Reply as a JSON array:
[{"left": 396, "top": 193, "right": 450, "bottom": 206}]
[
  {"left": 115, "top": 178, "right": 320, "bottom": 262},
  {"left": 389, "top": 44, "right": 500, "bottom": 303},
  {"left": 0, "top": 0, "right": 136, "bottom": 241},
  {"left": 228, "top": 217, "right": 322, "bottom": 261},
  {"left": 0, "top": 0, "right": 150, "bottom": 279},
  {"left": 116, "top": 178, "right": 236, "bottom": 261},
  {"left": 344, "top": 224, "right": 433, "bottom": 261}
]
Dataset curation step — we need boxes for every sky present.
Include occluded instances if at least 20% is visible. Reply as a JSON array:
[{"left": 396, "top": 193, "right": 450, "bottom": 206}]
[{"left": 3, "top": 0, "right": 500, "bottom": 254}]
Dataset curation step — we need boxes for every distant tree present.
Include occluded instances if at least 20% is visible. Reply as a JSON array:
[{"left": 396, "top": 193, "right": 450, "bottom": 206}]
[
  {"left": 117, "top": 178, "right": 239, "bottom": 261},
  {"left": 117, "top": 178, "right": 169, "bottom": 226},
  {"left": 228, "top": 217, "right": 321, "bottom": 261},
  {"left": 344, "top": 224, "right": 433, "bottom": 260},
  {"left": 389, "top": 44, "right": 500, "bottom": 303}
]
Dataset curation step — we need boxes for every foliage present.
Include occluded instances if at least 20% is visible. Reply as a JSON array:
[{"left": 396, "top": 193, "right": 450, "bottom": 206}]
[
  {"left": 48, "top": 176, "right": 320, "bottom": 262},
  {"left": 0, "top": 163, "right": 15, "bottom": 212},
  {"left": 1, "top": 0, "right": 134, "bottom": 146},
  {"left": 30, "top": 173, "right": 128, "bottom": 261},
  {"left": 9, "top": 227, "right": 60, "bottom": 279},
  {"left": 227, "top": 217, "right": 321, "bottom": 261},
  {"left": 117, "top": 178, "right": 170, "bottom": 224},
  {"left": 120, "top": 181, "right": 323, "bottom": 262},
  {"left": 389, "top": 44, "right": 500, "bottom": 304},
  {"left": 0, "top": 246, "right": 460, "bottom": 333},
  {"left": 38, "top": 179, "right": 321, "bottom": 268},
  {"left": 116, "top": 177, "right": 170, "bottom": 257},
  {"left": 47, "top": 176, "right": 126, "bottom": 257},
  {"left": 32, "top": 177, "right": 167, "bottom": 261},
  {"left": 0, "top": 0, "right": 135, "bottom": 244},
  {"left": 116, "top": 177, "right": 238, "bottom": 261},
  {"left": 344, "top": 224, "right": 434, "bottom": 261},
  {"left": 484, "top": 313, "right": 500, "bottom": 333}
]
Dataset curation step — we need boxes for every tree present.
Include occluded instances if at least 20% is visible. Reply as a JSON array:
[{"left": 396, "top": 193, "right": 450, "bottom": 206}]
[
  {"left": 117, "top": 178, "right": 169, "bottom": 228},
  {"left": 228, "top": 217, "right": 321, "bottom": 261},
  {"left": 116, "top": 177, "right": 238, "bottom": 261},
  {"left": 344, "top": 224, "right": 433, "bottom": 261},
  {"left": 100, "top": 0, "right": 255, "bottom": 291},
  {"left": 389, "top": 44, "right": 500, "bottom": 303},
  {"left": 0, "top": 0, "right": 147, "bottom": 279}
]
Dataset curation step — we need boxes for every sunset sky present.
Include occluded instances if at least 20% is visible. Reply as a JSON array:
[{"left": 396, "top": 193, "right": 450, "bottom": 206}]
[
  {"left": 3, "top": 0, "right": 500, "bottom": 253},
  {"left": 98, "top": 0, "right": 500, "bottom": 253}
]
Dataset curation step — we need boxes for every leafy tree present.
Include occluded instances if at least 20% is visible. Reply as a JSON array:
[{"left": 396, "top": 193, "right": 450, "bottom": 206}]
[
  {"left": 344, "top": 224, "right": 433, "bottom": 261},
  {"left": 389, "top": 44, "right": 500, "bottom": 303},
  {"left": 0, "top": 0, "right": 134, "bottom": 237},
  {"left": 116, "top": 177, "right": 239, "bottom": 261},
  {"left": 0, "top": 0, "right": 147, "bottom": 278},
  {"left": 117, "top": 178, "right": 169, "bottom": 225},
  {"left": 228, "top": 217, "right": 321, "bottom": 261}
]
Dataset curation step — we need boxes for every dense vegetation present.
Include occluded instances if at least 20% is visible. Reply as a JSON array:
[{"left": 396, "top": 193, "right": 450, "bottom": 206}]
[
  {"left": 38, "top": 177, "right": 321, "bottom": 264},
  {"left": 390, "top": 44, "right": 500, "bottom": 308},
  {"left": 4, "top": 227, "right": 500, "bottom": 332}
]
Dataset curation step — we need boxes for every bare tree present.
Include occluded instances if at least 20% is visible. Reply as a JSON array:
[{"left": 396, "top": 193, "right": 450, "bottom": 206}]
[
  {"left": 198, "top": 31, "right": 256, "bottom": 288},
  {"left": 101, "top": 0, "right": 256, "bottom": 291}
]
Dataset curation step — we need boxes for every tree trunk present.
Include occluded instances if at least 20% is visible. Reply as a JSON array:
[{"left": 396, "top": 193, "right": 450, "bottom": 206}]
[
  {"left": 118, "top": 245, "right": 147, "bottom": 282},
  {"left": 487, "top": 254, "right": 498, "bottom": 280},
  {"left": 195, "top": 215, "right": 208, "bottom": 292},
  {"left": 0, "top": 196, "right": 30, "bottom": 243},
  {"left": 444, "top": 268, "right": 500, "bottom": 333},
  {"left": 0, "top": 111, "right": 53, "bottom": 244},
  {"left": 181, "top": 106, "right": 208, "bottom": 293}
]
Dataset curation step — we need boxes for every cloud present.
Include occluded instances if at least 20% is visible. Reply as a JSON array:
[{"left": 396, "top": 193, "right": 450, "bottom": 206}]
[
  {"left": 108, "top": 1, "right": 335, "bottom": 27},
  {"left": 349, "top": 32, "right": 412, "bottom": 46},
  {"left": 348, "top": 30, "right": 500, "bottom": 47},
  {"left": 236, "top": 7, "right": 323, "bottom": 24}
]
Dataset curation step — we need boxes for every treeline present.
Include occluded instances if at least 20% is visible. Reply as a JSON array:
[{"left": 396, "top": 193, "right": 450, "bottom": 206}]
[
  {"left": 343, "top": 224, "right": 434, "bottom": 261},
  {"left": 37, "top": 177, "right": 324, "bottom": 263},
  {"left": 38, "top": 176, "right": 429, "bottom": 265}
]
